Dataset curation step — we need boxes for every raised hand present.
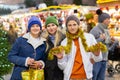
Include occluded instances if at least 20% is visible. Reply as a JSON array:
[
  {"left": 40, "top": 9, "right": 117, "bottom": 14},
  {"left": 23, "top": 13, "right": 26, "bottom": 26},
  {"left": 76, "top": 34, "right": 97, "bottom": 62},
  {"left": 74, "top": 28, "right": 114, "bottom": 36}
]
[{"left": 54, "top": 52, "right": 63, "bottom": 59}]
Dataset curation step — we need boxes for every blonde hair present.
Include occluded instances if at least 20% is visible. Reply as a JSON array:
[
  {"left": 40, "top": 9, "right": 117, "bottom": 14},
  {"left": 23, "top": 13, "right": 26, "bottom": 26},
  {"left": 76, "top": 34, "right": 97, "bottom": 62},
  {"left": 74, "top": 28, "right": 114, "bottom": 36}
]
[{"left": 41, "top": 29, "right": 62, "bottom": 51}]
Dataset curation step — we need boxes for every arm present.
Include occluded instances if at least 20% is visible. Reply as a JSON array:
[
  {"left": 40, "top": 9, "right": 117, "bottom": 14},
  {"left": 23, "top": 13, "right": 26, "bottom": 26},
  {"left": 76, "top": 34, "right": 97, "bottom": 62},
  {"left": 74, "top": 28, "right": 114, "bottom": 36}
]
[
  {"left": 89, "top": 34, "right": 103, "bottom": 62},
  {"left": 53, "top": 39, "right": 69, "bottom": 70},
  {"left": 55, "top": 51, "right": 68, "bottom": 70},
  {"left": 8, "top": 38, "right": 29, "bottom": 67},
  {"left": 90, "top": 28, "right": 105, "bottom": 43}
]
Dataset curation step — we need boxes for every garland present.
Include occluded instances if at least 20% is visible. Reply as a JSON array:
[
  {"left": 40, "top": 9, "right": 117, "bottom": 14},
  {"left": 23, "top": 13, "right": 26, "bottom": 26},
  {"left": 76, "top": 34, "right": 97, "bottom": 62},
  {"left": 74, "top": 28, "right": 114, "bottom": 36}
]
[{"left": 48, "top": 29, "right": 107, "bottom": 60}]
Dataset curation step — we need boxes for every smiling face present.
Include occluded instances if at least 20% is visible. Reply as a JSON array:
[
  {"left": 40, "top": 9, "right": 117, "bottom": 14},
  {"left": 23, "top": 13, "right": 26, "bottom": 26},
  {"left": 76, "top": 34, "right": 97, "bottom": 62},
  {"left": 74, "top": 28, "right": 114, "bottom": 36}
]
[
  {"left": 67, "top": 20, "right": 79, "bottom": 34},
  {"left": 30, "top": 24, "right": 41, "bottom": 38},
  {"left": 46, "top": 23, "right": 58, "bottom": 35}
]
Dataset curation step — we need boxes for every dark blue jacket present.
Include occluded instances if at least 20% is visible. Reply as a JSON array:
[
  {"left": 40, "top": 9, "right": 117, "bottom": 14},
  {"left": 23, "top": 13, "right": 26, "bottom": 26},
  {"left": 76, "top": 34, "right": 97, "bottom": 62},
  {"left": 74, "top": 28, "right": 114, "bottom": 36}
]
[{"left": 8, "top": 34, "right": 46, "bottom": 80}]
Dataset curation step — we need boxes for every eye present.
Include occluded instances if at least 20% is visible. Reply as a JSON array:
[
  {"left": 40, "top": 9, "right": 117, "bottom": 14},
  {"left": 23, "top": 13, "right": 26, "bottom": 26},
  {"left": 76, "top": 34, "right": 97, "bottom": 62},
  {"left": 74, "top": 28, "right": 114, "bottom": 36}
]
[
  {"left": 47, "top": 25, "right": 50, "bottom": 27},
  {"left": 67, "top": 24, "right": 72, "bottom": 27},
  {"left": 52, "top": 24, "right": 55, "bottom": 26},
  {"left": 67, "top": 24, "right": 77, "bottom": 27},
  {"left": 73, "top": 24, "right": 77, "bottom": 26},
  {"left": 36, "top": 24, "right": 40, "bottom": 27}
]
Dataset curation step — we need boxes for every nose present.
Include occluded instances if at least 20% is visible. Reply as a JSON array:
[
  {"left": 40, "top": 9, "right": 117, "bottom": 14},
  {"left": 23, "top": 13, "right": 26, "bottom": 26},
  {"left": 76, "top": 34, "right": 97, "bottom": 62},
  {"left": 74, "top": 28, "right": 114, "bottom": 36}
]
[{"left": 71, "top": 25, "right": 75, "bottom": 29}]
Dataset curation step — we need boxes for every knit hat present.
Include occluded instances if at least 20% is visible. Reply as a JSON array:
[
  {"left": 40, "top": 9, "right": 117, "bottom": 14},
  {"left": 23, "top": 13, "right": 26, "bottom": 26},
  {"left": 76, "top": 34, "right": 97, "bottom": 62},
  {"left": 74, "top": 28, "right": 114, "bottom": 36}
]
[
  {"left": 66, "top": 15, "right": 80, "bottom": 27},
  {"left": 45, "top": 16, "right": 59, "bottom": 27},
  {"left": 96, "top": 9, "right": 110, "bottom": 23},
  {"left": 28, "top": 16, "right": 42, "bottom": 32}
]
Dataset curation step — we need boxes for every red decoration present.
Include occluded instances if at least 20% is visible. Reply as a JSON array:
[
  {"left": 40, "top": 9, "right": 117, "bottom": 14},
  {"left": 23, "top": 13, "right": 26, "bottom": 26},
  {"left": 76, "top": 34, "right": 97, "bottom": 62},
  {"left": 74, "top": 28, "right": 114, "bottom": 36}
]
[
  {"left": 106, "top": 7, "right": 109, "bottom": 11},
  {"left": 115, "top": 5, "right": 119, "bottom": 11},
  {"left": 100, "top": 7, "right": 103, "bottom": 10}
]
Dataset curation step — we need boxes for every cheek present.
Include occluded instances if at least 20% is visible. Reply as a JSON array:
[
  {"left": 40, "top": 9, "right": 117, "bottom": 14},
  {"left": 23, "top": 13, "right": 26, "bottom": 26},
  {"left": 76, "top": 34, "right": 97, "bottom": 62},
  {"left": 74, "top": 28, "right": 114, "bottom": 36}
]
[
  {"left": 67, "top": 26, "right": 71, "bottom": 30},
  {"left": 53, "top": 27, "right": 57, "bottom": 31},
  {"left": 51, "top": 26, "right": 58, "bottom": 31}
]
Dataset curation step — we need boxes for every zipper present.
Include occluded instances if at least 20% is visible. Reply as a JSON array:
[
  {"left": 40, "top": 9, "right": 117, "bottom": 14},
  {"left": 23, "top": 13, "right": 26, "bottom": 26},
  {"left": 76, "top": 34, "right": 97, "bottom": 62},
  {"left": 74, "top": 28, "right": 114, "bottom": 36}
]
[{"left": 33, "top": 49, "right": 36, "bottom": 59}]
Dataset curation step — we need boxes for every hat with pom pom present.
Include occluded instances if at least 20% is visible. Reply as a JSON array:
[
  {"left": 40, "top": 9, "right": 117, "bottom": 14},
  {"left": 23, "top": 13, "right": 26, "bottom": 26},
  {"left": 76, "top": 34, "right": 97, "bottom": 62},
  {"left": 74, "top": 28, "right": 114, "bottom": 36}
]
[{"left": 96, "top": 9, "right": 110, "bottom": 23}]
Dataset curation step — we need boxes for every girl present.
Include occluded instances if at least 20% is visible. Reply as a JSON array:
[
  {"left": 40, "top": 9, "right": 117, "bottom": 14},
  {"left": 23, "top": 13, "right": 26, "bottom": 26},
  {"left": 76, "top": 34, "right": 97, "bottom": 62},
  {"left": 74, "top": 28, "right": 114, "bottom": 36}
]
[
  {"left": 8, "top": 16, "right": 46, "bottom": 80},
  {"left": 42, "top": 16, "right": 65, "bottom": 80}
]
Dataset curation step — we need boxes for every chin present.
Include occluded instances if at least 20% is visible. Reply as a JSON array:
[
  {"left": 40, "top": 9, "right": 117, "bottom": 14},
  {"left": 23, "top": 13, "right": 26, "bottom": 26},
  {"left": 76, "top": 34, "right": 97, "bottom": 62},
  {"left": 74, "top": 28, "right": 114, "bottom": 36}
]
[
  {"left": 70, "top": 31, "right": 77, "bottom": 34},
  {"left": 33, "top": 32, "right": 39, "bottom": 35}
]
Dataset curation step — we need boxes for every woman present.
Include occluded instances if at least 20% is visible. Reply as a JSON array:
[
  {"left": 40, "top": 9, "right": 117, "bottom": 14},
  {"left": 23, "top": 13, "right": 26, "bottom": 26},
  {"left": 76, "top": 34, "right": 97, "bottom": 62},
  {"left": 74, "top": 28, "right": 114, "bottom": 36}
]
[
  {"left": 7, "top": 24, "right": 18, "bottom": 45},
  {"left": 42, "top": 16, "right": 65, "bottom": 80},
  {"left": 8, "top": 16, "right": 46, "bottom": 80},
  {"left": 52, "top": 15, "right": 105, "bottom": 80}
]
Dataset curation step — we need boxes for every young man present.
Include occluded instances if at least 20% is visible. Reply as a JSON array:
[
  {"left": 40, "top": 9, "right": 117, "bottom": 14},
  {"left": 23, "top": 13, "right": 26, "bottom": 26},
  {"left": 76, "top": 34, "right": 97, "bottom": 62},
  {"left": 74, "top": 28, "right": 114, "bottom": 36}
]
[{"left": 90, "top": 9, "right": 114, "bottom": 80}]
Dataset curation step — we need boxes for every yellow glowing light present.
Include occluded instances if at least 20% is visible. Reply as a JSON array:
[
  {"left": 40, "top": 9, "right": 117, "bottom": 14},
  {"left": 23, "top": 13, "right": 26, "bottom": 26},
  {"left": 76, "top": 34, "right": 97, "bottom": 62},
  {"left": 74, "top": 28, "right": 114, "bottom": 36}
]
[{"left": 97, "top": 0, "right": 118, "bottom": 3}]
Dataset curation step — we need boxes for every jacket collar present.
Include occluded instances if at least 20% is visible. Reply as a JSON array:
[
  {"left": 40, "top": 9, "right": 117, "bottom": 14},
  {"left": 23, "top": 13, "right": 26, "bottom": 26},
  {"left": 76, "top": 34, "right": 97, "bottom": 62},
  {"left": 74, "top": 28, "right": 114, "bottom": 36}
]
[
  {"left": 23, "top": 33, "right": 46, "bottom": 48},
  {"left": 98, "top": 23, "right": 108, "bottom": 33}
]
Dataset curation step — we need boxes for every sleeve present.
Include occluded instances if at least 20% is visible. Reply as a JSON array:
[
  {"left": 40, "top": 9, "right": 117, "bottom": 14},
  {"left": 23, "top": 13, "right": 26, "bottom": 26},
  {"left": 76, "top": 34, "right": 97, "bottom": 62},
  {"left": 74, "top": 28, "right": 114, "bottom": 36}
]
[
  {"left": 89, "top": 34, "right": 103, "bottom": 62},
  {"left": 57, "top": 39, "right": 68, "bottom": 70},
  {"left": 8, "top": 37, "right": 27, "bottom": 67},
  {"left": 90, "top": 51, "right": 102, "bottom": 62},
  {"left": 90, "top": 28, "right": 104, "bottom": 43},
  {"left": 38, "top": 60, "right": 45, "bottom": 69}
]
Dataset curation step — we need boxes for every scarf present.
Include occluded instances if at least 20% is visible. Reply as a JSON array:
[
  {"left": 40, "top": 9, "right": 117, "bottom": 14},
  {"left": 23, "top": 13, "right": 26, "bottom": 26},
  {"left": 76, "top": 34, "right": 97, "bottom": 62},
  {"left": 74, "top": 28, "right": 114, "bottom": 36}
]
[{"left": 48, "top": 29, "right": 107, "bottom": 60}]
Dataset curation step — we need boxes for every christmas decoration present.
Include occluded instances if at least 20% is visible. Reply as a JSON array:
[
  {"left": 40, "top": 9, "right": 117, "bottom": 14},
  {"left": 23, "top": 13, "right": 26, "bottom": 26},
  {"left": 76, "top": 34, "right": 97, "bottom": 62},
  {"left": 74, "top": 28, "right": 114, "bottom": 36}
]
[
  {"left": 48, "top": 29, "right": 107, "bottom": 60},
  {"left": 115, "top": 5, "right": 119, "bottom": 11},
  {"left": 0, "top": 24, "right": 13, "bottom": 79},
  {"left": 84, "top": 13, "right": 93, "bottom": 21},
  {"left": 106, "top": 7, "right": 109, "bottom": 11}
]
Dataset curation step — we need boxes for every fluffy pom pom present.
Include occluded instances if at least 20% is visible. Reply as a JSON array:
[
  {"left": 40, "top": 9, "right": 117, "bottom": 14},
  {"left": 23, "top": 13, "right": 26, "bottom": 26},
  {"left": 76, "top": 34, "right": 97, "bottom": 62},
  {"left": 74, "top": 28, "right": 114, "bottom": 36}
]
[{"left": 96, "top": 9, "right": 103, "bottom": 15}]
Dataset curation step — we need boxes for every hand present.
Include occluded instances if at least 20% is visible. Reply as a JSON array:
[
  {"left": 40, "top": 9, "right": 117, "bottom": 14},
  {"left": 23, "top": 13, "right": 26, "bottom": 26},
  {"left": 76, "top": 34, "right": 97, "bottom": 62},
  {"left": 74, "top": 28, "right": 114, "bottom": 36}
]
[
  {"left": 27, "top": 58, "right": 35, "bottom": 66},
  {"left": 111, "top": 37, "right": 115, "bottom": 42},
  {"left": 54, "top": 53, "right": 63, "bottom": 59},
  {"left": 90, "top": 58, "right": 95, "bottom": 64},
  {"left": 100, "top": 33, "right": 106, "bottom": 40},
  {"left": 29, "top": 61, "right": 43, "bottom": 69},
  {"left": 93, "top": 49, "right": 100, "bottom": 56}
]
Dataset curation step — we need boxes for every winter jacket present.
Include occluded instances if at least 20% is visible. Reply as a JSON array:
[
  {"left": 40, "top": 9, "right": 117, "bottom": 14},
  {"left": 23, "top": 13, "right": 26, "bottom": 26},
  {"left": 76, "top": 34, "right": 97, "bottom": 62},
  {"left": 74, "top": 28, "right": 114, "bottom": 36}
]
[
  {"left": 43, "top": 30, "right": 65, "bottom": 80},
  {"left": 57, "top": 33, "right": 102, "bottom": 80},
  {"left": 90, "top": 23, "right": 110, "bottom": 61},
  {"left": 8, "top": 33, "right": 46, "bottom": 80}
]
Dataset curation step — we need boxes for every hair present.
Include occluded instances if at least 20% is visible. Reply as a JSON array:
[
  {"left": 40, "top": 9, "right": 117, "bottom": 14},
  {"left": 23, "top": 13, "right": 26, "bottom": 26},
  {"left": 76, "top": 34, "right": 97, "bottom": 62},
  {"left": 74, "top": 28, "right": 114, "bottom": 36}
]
[
  {"left": 7, "top": 24, "right": 18, "bottom": 44},
  {"left": 8, "top": 24, "right": 17, "bottom": 37}
]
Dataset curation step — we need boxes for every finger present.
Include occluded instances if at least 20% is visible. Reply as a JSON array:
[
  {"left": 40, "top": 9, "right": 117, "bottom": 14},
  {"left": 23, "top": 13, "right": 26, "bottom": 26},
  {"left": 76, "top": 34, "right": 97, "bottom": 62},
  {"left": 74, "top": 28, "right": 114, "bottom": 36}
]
[
  {"left": 29, "top": 65, "right": 37, "bottom": 69},
  {"left": 30, "top": 59, "right": 35, "bottom": 62}
]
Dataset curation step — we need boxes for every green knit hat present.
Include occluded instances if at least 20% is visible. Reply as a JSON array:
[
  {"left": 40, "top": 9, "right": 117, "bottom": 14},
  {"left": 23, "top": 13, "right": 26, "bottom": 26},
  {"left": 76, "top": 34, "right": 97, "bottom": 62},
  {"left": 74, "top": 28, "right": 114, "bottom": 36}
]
[{"left": 45, "top": 16, "right": 59, "bottom": 27}]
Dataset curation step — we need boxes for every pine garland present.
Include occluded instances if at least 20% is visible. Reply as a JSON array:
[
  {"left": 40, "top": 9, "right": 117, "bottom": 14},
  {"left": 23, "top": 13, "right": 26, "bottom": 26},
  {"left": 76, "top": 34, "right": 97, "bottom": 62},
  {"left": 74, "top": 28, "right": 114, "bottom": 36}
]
[{"left": 48, "top": 29, "right": 107, "bottom": 60}]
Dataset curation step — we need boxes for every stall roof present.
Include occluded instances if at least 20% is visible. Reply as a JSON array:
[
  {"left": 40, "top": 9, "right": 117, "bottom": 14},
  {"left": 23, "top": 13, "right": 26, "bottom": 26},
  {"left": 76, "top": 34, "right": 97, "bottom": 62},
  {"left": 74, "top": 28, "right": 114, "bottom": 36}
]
[{"left": 97, "top": 0, "right": 119, "bottom": 4}]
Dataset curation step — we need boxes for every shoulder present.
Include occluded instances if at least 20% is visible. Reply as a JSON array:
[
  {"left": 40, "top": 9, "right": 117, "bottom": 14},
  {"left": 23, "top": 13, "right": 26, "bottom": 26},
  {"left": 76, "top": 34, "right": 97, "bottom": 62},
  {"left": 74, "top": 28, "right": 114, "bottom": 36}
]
[
  {"left": 15, "top": 36, "right": 27, "bottom": 43},
  {"left": 90, "top": 26, "right": 99, "bottom": 31},
  {"left": 84, "top": 33, "right": 96, "bottom": 41},
  {"left": 40, "top": 37, "right": 46, "bottom": 43},
  {"left": 84, "top": 33, "right": 94, "bottom": 38},
  {"left": 61, "top": 38, "right": 67, "bottom": 46},
  {"left": 57, "top": 30, "right": 66, "bottom": 37},
  {"left": 90, "top": 26, "right": 100, "bottom": 35}
]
